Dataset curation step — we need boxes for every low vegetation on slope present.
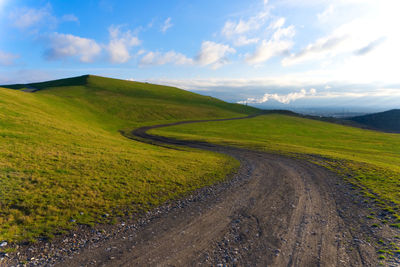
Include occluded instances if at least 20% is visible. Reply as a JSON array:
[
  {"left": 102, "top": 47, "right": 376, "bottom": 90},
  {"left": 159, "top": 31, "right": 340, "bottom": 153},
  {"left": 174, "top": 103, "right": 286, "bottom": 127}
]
[
  {"left": 0, "top": 75, "right": 257, "bottom": 242},
  {"left": 4, "top": 75, "right": 257, "bottom": 131},
  {"left": 348, "top": 109, "right": 400, "bottom": 133},
  {"left": 152, "top": 114, "right": 400, "bottom": 210}
]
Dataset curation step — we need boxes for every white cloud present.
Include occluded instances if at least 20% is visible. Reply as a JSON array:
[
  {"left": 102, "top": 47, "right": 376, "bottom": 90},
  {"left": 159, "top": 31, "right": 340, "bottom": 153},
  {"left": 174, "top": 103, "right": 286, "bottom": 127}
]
[
  {"left": 222, "top": 18, "right": 258, "bottom": 37},
  {"left": 246, "top": 39, "right": 292, "bottom": 64},
  {"left": 139, "top": 41, "right": 235, "bottom": 69},
  {"left": 234, "top": 36, "right": 259, "bottom": 46},
  {"left": 106, "top": 25, "right": 141, "bottom": 63},
  {"left": 221, "top": 8, "right": 269, "bottom": 47},
  {"left": 239, "top": 88, "right": 317, "bottom": 104},
  {"left": 137, "top": 49, "right": 146, "bottom": 56},
  {"left": 317, "top": 4, "right": 334, "bottom": 21},
  {"left": 144, "top": 76, "right": 400, "bottom": 99},
  {"left": 245, "top": 21, "right": 295, "bottom": 65},
  {"left": 282, "top": 35, "right": 346, "bottom": 66},
  {"left": 196, "top": 41, "right": 236, "bottom": 69},
  {"left": 161, "top": 17, "right": 173, "bottom": 33},
  {"left": 354, "top": 37, "right": 386, "bottom": 56},
  {"left": 0, "top": 51, "right": 18, "bottom": 65},
  {"left": 142, "top": 76, "right": 400, "bottom": 110},
  {"left": 44, "top": 33, "right": 101, "bottom": 63},
  {"left": 269, "top": 17, "right": 286, "bottom": 30},
  {"left": 272, "top": 24, "right": 295, "bottom": 40},
  {"left": 139, "top": 51, "right": 193, "bottom": 66},
  {"left": 10, "top": 4, "right": 55, "bottom": 29},
  {"left": 61, "top": 14, "right": 79, "bottom": 23},
  {"left": 282, "top": 0, "right": 400, "bottom": 77},
  {"left": 144, "top": 75, "right": 328, "bottom": 92},
  {"left": 9, "top": 4, "right": 78, "bottom": 30}
]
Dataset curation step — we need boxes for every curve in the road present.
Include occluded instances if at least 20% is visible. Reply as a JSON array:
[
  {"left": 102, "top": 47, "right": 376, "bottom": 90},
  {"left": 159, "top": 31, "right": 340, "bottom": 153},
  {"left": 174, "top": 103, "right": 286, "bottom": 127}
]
[{"left": 60, "top": 115, "right": 379, "bottom": 266}]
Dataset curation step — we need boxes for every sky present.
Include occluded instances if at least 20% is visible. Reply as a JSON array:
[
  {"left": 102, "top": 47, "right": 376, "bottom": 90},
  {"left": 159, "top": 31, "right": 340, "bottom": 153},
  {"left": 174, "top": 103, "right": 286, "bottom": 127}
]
[{"left": 1, "top": 0, "right": 399, "bottom": 112}]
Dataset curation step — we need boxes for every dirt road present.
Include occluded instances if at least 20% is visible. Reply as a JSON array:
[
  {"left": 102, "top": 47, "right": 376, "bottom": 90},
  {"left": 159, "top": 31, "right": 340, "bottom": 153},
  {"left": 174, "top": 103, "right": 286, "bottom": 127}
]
[{"left": 56, "top": 116, "right": 395, "bottom": 266}]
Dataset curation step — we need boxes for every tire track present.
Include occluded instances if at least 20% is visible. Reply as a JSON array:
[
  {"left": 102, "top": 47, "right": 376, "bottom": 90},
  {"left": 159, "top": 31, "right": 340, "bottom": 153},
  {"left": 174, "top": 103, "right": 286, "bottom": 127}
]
[{"left": 58, "top": 115, "right": 381, "bottom": 266}]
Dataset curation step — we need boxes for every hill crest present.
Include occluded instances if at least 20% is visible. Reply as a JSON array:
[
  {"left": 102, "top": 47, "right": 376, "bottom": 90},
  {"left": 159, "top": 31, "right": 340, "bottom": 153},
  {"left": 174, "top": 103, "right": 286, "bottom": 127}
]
[{"left": 349, "top": 109, "right": 400, "bottom": 133}]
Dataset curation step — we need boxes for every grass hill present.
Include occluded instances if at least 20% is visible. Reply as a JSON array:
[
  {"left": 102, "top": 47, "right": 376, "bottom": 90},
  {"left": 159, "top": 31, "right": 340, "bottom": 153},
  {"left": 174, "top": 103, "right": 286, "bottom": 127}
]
[
  {"left": 2, "top": 75, "right": 257, "bottom": 130},
  {"left": 152, "top": 114, "right": 400, "bottom": 214},
  {"left": 348, "top": 109, "right": 400, "bottom": 133},
  {"left": 0, "top": 75, "right": 257, "bottom": 242}
]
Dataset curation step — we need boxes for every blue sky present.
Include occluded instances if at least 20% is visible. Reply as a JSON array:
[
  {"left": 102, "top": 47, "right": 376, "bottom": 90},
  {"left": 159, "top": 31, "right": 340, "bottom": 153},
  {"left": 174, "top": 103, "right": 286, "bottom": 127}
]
[{"left": 0, "top": 0, "right": 399, "bottom": 111}]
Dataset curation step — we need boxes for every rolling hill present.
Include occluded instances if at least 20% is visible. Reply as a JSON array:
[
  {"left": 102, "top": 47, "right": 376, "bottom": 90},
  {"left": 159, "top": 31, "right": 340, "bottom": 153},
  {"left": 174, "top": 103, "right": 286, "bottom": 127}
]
[
  {"left": 2, "top": 75, "right": 257, "bottom": 129},
  {"left": 151, "top": 114, "right": 400, "bottom": 211},
  {"left": 0, "top": 75, "right": 257, "bottom": 242},
  {"left": 348, "top": 109, "right": 400, "bottom": 133}
]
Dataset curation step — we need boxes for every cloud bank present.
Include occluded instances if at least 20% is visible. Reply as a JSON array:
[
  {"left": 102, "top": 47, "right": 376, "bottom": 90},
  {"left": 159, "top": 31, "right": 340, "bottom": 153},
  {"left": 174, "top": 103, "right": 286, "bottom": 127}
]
[
  {"left": 140, "top": 51, "right": 193, "bottom": 66},
  {"left": 238, "top": 88, "right": 317, "bottom": 104},
  {"left": 140, "top": 41, "right": 235, "bottom": 69}
]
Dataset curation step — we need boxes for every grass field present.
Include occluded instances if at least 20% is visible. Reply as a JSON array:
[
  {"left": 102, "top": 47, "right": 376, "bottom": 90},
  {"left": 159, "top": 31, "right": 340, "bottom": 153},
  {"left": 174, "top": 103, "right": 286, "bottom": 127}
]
[
  {"left": 0, "top": 75, "right": 257, "bottom": 242},
  {"left": 151, "top": 114, "right": 400, "bottom": 210}
]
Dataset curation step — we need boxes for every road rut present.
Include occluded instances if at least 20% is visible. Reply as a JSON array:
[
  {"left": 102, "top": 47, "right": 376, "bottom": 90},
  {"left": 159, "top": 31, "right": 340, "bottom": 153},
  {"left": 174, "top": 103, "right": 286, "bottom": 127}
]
[{"left": 59, "top": 116, "right": 382, "bottom": 266}]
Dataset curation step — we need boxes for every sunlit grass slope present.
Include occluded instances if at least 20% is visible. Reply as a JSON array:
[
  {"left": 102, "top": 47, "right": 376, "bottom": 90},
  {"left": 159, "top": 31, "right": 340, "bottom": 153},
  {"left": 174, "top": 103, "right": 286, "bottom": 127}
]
[
  {"left": 0, "top": 75, "right": 257, "bottom": 242},
  {"left": 6, "top": 75, "right": 257, "bottom": 131},
  {"left": 152, "top": 114, "right": 400, "bottom": 208}
]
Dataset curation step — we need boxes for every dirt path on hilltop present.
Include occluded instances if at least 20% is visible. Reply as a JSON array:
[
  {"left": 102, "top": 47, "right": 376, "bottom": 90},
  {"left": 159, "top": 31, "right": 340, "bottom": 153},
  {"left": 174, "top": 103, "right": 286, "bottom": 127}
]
[{"left": 53, "top": 115, "right": 397, "bottom": 266}]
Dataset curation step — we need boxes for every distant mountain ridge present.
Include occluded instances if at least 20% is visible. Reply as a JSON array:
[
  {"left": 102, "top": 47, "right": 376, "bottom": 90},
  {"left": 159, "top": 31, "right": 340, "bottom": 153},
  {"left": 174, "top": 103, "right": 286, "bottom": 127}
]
[{"left": 348, "top": 109, "right": 400, "bottom": 133}]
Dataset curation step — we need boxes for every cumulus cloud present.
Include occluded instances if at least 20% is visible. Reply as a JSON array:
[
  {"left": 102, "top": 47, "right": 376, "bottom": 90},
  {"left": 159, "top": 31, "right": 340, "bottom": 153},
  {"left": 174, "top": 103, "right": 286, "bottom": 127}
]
[
  {"left": 196, "top": 41, "right": 236, "bottom": 69},
  {"left": 234, "top": 36, "right": 259, "bottom": 46},
  {"left": 139, "top": 51, "right": 193, "bottom": 66},
  {"left": 161, "top": 17, "right": 173, "bottom": 33},
  {"left": 44, "top": 33, "right": 101, "bottom": 63},
  {"left": 221, "top": 9, "right": 269, "bottom": 47},
  {"left": 0, "top": 51, "right": 18, "bottom": 66},
  {"left": 245, "top": 39, "right": 292, "bottom": 65},
  {"left": 238, "top": 88, "right": 317, "bottom": 104},
  {"left": 106, "top": 25, "right": 141, "bottom": 63},
  {"left": 222, "top": 15, "right": 265, "bottom": 38},
  {"left": 245, "top": 21, "right": 295, "bottom": 65}
]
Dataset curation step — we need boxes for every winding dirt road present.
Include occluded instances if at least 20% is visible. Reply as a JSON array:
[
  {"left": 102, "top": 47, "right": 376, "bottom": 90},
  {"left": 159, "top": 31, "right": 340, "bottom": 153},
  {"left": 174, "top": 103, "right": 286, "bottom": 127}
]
[{"left": 58, "top": 116, "right": 387, "bottom": 266}]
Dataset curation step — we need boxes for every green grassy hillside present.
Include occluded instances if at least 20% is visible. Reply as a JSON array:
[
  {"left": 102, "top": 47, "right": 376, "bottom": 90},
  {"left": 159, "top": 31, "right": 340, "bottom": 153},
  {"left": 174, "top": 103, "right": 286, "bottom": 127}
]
[
  {"left": 0, "top": 75, "right": 257, "bottom": 242},
  {"left": 3, "top": 75, "right": 257, "bottom": 131},
  {"left": 349, "top": 109, "right": 400, "bottom": 133},
  {"left": 152, "top": 114, "right": 400, "bottom": 211}
]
